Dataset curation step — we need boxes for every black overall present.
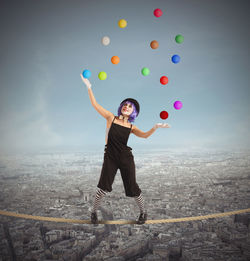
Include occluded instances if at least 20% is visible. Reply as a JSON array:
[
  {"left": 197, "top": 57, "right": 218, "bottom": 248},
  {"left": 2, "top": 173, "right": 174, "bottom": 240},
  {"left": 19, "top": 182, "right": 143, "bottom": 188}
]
[{"left": 97, "top": 116, "right": 141, "bottom": 197}]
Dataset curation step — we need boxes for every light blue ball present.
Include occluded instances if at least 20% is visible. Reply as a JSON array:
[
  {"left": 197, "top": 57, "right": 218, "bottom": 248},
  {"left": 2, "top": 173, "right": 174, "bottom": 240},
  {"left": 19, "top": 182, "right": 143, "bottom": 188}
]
[
  {"left": 171, "top": 55, "right": 181, "bottom": 64},
  {"left": 82, "top": 69, "right": 91, "bottom": 79}
]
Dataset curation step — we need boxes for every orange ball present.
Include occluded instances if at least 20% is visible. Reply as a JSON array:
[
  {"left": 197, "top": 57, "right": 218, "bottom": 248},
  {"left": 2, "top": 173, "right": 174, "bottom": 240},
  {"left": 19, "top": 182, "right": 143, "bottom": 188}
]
[
  {"left": 111, "top": 56, "right": 120, "bottom": 64},
  {"left": 150, "top": 40, "right": 159, "bottom": 49}
]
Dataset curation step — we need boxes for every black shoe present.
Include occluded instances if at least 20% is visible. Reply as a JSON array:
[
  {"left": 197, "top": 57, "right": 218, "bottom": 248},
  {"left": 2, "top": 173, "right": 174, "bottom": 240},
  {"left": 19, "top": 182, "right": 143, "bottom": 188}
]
[
  {"left": 91, "top": 212, "right": 98, "bottom": 224},
  {"left": 137, "top": 212, "right": 147, "bottom": 225}
]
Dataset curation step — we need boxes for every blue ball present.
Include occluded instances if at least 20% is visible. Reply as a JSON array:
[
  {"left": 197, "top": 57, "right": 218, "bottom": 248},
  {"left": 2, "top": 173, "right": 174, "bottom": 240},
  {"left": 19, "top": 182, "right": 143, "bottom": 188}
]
[
  {"left": 171, "top": 54, "right": 181, "bottom": 64},
  {"left": 82, "top": 69, "right": 91, "bottom": 79}
]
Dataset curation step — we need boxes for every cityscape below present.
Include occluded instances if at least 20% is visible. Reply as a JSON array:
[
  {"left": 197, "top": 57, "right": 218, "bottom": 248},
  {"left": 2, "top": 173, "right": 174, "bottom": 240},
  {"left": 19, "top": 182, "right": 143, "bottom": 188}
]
[{"left": 0, "top": 149, "right": 249, "bottom": 260}]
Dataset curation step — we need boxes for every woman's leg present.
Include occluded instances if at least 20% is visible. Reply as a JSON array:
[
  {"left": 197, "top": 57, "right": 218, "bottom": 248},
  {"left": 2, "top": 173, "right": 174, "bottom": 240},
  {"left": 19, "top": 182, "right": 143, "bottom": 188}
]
[
  {"left": 120, "top": 151, "right": 147, "bottom": 224},
  {"left": 90, "top": 153, "right": 118, "bottom": 224}
]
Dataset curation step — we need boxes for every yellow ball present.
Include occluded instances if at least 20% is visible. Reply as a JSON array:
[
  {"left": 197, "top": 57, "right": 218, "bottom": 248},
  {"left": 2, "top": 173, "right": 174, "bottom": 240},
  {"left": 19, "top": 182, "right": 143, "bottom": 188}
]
[{"left": 118, "top": 19, "right": 127, "bottom": 28}]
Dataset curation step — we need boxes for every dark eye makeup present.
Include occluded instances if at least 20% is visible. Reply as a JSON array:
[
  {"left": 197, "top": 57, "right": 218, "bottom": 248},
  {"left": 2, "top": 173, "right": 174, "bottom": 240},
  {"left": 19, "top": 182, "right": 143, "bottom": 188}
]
[{"left": 124, "top": 103, "right": 132, "bottom": 108}]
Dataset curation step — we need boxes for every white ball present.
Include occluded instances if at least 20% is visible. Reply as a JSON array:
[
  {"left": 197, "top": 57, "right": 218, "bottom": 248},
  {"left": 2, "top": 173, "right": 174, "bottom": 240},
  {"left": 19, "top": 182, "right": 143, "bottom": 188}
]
[{"left": 101, "top": 36, "right": 110, "bottom": 46}]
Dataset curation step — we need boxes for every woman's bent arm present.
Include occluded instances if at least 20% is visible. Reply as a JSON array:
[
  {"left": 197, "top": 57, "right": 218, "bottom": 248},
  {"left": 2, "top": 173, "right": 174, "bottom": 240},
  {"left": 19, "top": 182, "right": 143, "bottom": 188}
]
[{"left": 132, "top": 123, "right": 171, "bottom": 138}]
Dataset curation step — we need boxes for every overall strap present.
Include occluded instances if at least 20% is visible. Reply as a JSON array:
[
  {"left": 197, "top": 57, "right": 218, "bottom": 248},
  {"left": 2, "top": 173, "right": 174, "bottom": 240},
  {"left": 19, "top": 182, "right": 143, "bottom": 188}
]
[
  {"left": 130, "top": 123, "right": 133, "bottom": 131},
  {"left": 112, "top": 116, "right": 116, "bottom": 123}
]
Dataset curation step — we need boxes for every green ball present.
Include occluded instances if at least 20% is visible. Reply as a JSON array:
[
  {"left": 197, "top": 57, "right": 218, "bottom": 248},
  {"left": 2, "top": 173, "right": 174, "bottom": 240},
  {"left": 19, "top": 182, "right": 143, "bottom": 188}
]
[
  {"left": 141, "top": 67, "right": 150, "bottom": 76},
  {"left": 175, "top": 34, "right": 184, "bottom": 44},
  {"left": 98, "top": 71, "right": 107, "bottom": 80}
]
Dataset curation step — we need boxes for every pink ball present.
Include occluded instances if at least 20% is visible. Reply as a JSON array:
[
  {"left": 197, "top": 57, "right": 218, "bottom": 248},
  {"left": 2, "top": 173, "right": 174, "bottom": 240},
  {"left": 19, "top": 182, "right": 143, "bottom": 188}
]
[
  {"left": 154, "top": 8, "right": 163, "bottom": 18},
  {"left": 174, "top": 101, "right": 183, "bottom": 110}
]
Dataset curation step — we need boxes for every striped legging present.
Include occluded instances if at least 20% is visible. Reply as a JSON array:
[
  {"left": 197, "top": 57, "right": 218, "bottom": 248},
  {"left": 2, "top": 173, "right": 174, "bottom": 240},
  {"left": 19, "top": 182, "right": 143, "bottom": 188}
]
[
  {"left": 91, "top": 187, "right": 107, "bottom": 213},
  {"left": 91, "top": 187, "right": 145, "bottom": 214}
]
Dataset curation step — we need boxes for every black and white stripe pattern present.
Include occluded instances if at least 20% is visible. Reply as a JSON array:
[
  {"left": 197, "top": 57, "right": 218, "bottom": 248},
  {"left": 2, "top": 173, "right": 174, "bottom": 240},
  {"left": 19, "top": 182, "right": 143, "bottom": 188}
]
[
  {"left": 91, "top": 187, "right": 107, "bottom": 213},
  {"left": 134, "top": 193, "right": 145, "bottom": 214}
]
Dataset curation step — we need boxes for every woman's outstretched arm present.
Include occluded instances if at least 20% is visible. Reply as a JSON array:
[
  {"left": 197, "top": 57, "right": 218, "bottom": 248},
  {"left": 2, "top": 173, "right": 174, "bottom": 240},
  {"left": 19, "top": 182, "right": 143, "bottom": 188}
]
[
  {"left": 132, "top": 123, "right": 171, "bottom": 138},
  {"left": 80, "top": 74, "right": 113, "bottom": 120}
]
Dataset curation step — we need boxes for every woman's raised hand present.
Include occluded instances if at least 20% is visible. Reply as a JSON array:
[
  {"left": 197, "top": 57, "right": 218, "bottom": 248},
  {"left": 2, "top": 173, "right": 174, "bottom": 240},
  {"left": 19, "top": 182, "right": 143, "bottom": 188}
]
[
  {"left": 80, "top": 74, "right": 92, "bottom": 89},
  {"left": 153, "top": 123, "right": 171, "bottom": 129}
]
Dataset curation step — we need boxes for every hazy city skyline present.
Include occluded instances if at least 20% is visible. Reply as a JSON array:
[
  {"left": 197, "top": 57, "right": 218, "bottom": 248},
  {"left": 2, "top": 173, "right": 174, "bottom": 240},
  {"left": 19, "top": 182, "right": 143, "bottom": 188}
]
[{"left": 0, "top": 150, "right": 249, "bottom": 259}]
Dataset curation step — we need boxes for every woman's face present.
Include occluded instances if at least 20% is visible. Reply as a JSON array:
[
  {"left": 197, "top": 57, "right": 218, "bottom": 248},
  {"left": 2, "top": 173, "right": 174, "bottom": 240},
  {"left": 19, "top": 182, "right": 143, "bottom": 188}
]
[{"left": 121, "top": 102, "right": 133, "bottom": 116}]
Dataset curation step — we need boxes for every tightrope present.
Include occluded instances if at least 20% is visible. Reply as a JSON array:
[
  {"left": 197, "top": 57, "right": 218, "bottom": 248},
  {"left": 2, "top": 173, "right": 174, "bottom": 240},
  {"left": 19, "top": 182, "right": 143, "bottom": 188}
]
[{"left": 0, "top": 208, "right": 249, "bottom": 225}]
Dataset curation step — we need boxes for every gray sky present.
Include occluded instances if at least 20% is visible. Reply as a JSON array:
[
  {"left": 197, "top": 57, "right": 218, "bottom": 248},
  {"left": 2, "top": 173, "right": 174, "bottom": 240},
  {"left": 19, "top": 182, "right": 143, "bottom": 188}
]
[{"left": 0, "top": 0, "right": 249, "bottom": 154}]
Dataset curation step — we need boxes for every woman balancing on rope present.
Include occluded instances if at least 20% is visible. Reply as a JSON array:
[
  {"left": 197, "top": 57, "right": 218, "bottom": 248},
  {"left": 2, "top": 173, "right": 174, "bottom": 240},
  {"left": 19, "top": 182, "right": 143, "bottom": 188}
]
[{"left": 80, "top": 74, "right": 171, "bottom": 224}]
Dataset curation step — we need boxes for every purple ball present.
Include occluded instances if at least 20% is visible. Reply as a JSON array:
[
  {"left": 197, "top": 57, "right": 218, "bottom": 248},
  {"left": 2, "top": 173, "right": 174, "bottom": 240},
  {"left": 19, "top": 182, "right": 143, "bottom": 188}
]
[{"left": 174, "top": 101, "right": 182, "bottom": 110}]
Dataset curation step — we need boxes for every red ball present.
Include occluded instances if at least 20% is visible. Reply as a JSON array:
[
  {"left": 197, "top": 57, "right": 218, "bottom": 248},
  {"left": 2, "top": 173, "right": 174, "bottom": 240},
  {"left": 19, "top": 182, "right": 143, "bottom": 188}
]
[
  {"left": 160, "top": 111, "right": 169, "bottom": 120},
  {"left": 154, "top": 8, "right": 163, "bottom": 18},
  {"left": 160, "top": 76, "right": 168, "bottom": 85}
]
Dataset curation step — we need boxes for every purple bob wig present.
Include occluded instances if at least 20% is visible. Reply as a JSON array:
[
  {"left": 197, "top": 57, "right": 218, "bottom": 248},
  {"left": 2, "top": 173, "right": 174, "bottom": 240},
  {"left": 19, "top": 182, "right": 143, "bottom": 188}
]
[{"left": 117, "top": 100, "right": 138, "bottom": 123}]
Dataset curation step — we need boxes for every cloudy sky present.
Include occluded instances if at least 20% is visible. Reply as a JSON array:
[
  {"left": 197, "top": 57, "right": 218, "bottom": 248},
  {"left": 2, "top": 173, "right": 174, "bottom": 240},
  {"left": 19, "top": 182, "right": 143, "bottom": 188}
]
[{"left": 0, "top": 0, "right": 249, "bottom": 154}]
